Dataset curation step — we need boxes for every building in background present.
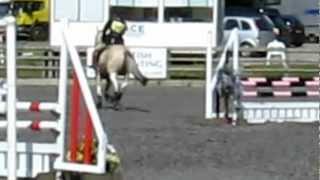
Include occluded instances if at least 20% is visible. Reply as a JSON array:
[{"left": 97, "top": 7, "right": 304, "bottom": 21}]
[
  {"left": 50, "top": 0, "right": 223, "bottom": 48},
  {"left": 50, "top": 0, "right": 226, "bottom": 79}
]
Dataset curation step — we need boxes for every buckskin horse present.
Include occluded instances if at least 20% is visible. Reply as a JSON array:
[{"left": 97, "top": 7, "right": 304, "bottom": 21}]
[{"left": 93, "top": 32, "right": 148, "bottom": 110}]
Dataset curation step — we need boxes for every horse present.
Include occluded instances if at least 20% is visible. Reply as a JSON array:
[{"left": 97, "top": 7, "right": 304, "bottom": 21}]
[
  {"left": 93, "top": 32, "right": 148, "bottom": 110},
  {"left": 216, "top": 52, "right": 236, "bottom": 123}
]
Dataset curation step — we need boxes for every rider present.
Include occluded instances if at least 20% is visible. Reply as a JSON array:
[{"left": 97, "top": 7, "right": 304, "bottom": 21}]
[
  {"left": 101, "top": 14, "right": 127, "bottom": 45},
  {"left": 92, "top": 14, "right": 128, "bottom": 66}
]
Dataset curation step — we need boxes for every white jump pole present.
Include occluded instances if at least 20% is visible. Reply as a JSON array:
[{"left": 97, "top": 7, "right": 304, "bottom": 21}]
[
  {"left": 0, "top": 121, "right": 58, "bottom": 129},
  {"left": 58, "top": 24, "right": 107, "bottom": 173},
  {"left": 54, "top": 18, "right": 107, "bottom": 173},
  {"left": 5, "top": 16, "right": 17, "bottom": 180},
  {"left": 0, "top": 101, "right": 58, "bottom": 113},
  {"left": 54, "top": 18, "right": 69, "bottom": 180},
  {"left": 205, "top": 31, "right": 213, "bottom": 119},
  {"left": 158, "top": 0, "right": 164, "bottom": 23},
  {"left": 232, "top": 28, "right": 240, "bottom": 126}
]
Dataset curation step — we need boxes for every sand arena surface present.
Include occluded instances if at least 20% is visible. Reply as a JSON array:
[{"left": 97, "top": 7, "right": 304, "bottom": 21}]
[{"left": 0, "top": 86, "right": 318, "bottom": 180}]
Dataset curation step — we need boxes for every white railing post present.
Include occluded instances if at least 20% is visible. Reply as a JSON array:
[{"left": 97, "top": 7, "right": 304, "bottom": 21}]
[
  {"left": 205, "top": 31, "right": 213, "bottom": 119},
  {"left": 54, "top": 19, "right": 108, "bottom": 173},
  {"left": 158, "top": 0, "right": 164, "bottom": 23},
  {"left": 212, "top": 0, "right": 220, "bottom": 47},
  {"left": 64, "top": 28, "right": 107, "bottom": 173},
  {"left": 205, "top": 28, "right": 240, "bottom": 120},
  {"left": 232, "top": 29, "right": 239, "bottom": 76},
  {"left": 54, "top": 18, "right": 69, "bottom": 173},
  {"left": 5, "top": 16, "right": 17, "bottom": 180}
]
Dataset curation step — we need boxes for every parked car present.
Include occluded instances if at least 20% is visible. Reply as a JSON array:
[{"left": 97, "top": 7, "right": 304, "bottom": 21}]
[
  {"left": 261, "top": 8, "right": 292, "bottom": 46},
  {"left": 280, "top": 15, "right": 306, "bottom": 46},
  {"left": 223, "top": 15, "right": 276, "bottom": 57},
  {"left": 226, "top": 7, "right": 292, "bottom": 46}
]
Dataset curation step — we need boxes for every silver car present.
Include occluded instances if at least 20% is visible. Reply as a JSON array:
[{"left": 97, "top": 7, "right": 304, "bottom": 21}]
[{"left": 223, "top": 15, "right": 276, "bottom": 56}]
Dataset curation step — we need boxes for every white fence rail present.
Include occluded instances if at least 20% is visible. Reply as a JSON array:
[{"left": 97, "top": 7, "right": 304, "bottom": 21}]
[
  {"left": 243, "top": 102, "right": 320, "bottom": 123},
  {"left": 0, "top": 18, "right": 108, "bottom": 180},
  {"left": 1, "top": 16, "right": 18, "bottom": 180},
  {"left": 54, "top": 19, "right": 108, "bottom": 174}
]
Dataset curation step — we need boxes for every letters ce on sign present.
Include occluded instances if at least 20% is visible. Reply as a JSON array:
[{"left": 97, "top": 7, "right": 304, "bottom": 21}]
[{"left": 127, "top": 24, "right": 145, "bottom": 37}]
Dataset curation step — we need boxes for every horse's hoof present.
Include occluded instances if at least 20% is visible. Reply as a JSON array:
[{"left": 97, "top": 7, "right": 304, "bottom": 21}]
[
  {"left": 96, "top": 101, "right": 102, "bottom": 109},
  {"left": 225, "top": 117, "right": 233, "bottom": 124},
  {"left": 142, "top": 78, "right": 148, "bottom": 86},
  {"left": 104, "top": 93, "right": 111, "bottom": 102},
  {"left": 113, "top": 103, "right": 124, "bottom": 111}
]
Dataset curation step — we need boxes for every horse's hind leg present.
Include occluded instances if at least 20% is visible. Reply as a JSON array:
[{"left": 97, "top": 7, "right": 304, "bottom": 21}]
[
  {"left": 109, "top": 72, "right": 124, "bottom": 110},
  {"left": 126, "top": 52, "right": 148, "bottom": 86}
]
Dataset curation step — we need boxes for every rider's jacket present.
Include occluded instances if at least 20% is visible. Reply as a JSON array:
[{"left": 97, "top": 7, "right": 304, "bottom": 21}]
[{"left": 102, "top": 17, "right": 127, "bottom": 45}]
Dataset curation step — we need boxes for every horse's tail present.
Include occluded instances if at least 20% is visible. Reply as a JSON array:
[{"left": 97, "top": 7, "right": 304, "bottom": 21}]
[{"left": 125, "top": 51, "right": 148, "bottom": 86}]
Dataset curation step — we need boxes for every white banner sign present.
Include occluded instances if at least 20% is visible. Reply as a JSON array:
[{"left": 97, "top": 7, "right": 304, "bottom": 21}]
[{"left": 130, "top": 48, "right": 167, "bottom": 79}]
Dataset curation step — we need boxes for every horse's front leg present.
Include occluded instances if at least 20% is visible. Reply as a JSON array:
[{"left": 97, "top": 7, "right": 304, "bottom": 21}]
[
  {"left": 96, "top": 70, "right": 103, "bottom": 109},
  {"left": 113, "top": 74, "right": 129, "bottom": 109},
  {"left": 109, "top": 72, "right": 123, "bottom": 110},
  {"left": 109, "top": 72, "right": 120, "bottom": 100}
]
